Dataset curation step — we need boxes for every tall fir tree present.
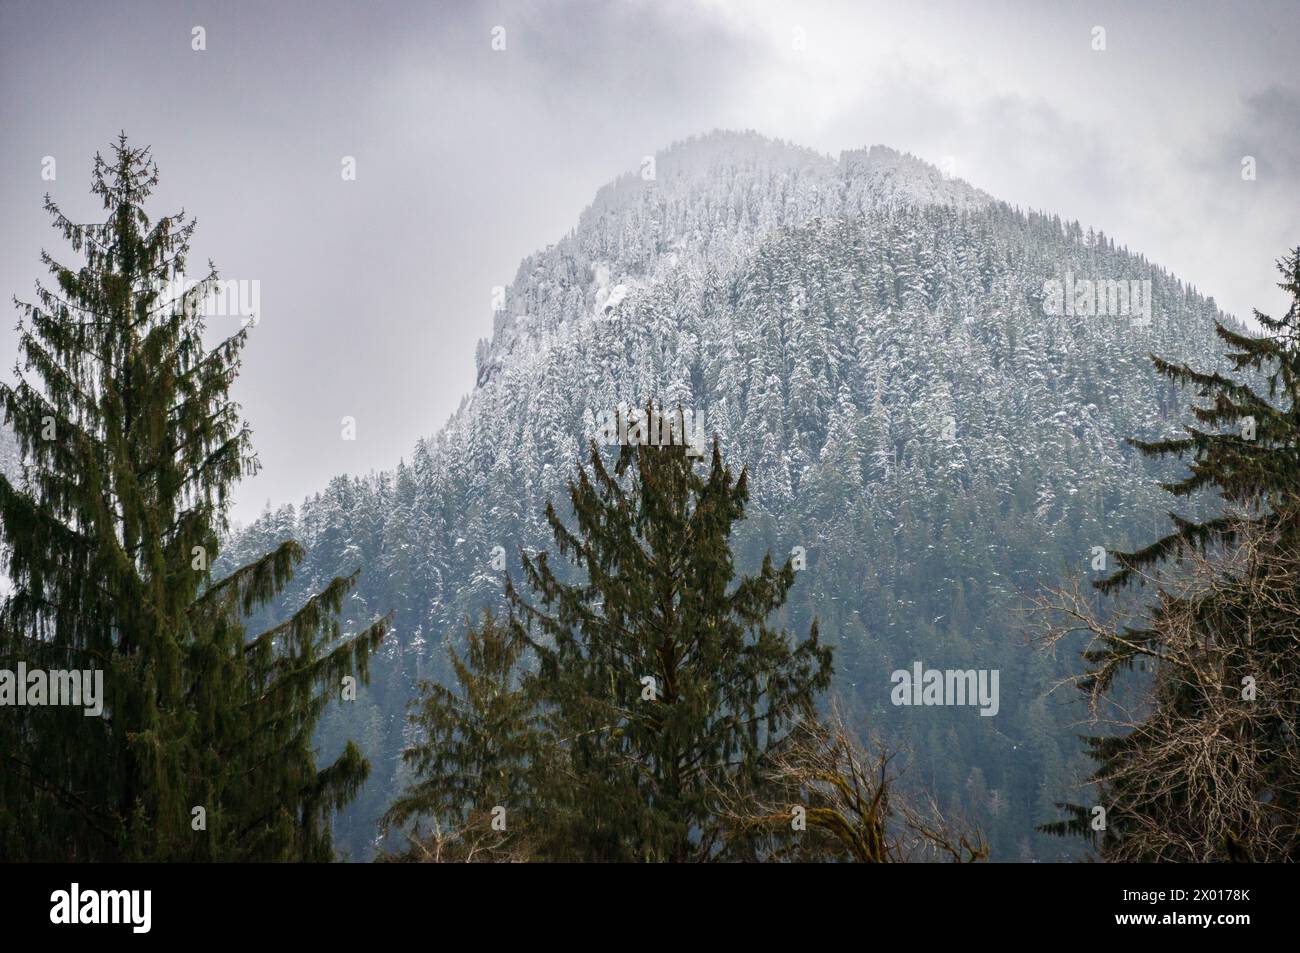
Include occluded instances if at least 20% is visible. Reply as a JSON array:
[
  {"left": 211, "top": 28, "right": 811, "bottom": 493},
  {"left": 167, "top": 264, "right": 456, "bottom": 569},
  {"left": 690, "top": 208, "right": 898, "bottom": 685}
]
[
  {"left": 1044, "top": 249, "right": 1300, "bottom": 860},
  {"left": 507, "top": 406, "right": 833, "bottom": 861},
  {"left": 0, "top": 136, "right": 386, "bottom": 861}
]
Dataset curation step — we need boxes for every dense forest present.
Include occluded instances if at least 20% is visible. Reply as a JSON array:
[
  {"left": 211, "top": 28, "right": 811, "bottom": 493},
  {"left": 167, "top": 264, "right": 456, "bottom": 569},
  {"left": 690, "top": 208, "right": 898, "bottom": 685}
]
[{"left": 216, "top": 133, "right": 1246, "bottom": 860}]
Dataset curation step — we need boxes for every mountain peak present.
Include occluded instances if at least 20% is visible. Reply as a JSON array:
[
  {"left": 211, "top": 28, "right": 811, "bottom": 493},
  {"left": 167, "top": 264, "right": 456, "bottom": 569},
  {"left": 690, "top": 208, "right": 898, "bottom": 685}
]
[
  {"left": 839, "top": 144, "right": 991, "bottom": 210},
  {"left": 486, "top": 131, "right": 993, "bottom": 371},
  {"left": 657, "top": 129, "right": 835, "bottom": 171}
]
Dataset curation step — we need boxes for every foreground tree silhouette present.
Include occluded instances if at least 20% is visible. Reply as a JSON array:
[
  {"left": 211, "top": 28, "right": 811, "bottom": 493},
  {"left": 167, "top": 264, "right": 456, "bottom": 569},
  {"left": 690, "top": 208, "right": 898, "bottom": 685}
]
[
  {"left": 507, "top": 409, "right": 833, "bottom": 862},
  {"left": 1041, "top": 249, "right": 1300, "bottom": 861},
  {"left": 0, "top": 136, "right": 385, "bottom": 861}
]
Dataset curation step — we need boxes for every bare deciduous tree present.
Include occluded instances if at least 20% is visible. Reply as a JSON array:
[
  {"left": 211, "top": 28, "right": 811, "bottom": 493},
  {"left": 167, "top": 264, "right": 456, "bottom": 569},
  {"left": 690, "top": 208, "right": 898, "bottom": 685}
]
[
  {"left": 379, "top": 808, "right": 534, "bottom": 863},
  {"left": 716, "top": 701, "right": 987, "bottom": 862},
  {"left": 1036, "top": 515, "right": 1300, "bottom": 861}
]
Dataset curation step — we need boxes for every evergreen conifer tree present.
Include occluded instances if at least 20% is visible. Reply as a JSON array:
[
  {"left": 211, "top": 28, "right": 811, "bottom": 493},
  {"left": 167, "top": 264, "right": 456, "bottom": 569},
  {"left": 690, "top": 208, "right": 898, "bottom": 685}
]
[
  {"left": 1099, "top": 248, "right": 1300, "bottom": 592},
  {"left": 0, "top": 136, "right": 386, "bottom": 861},
  {"left": 1043, "top": 249, "right": 1300, "bottom": 860},
  {"left": 507, "top": 407, "right": 833, "bottom": 861},
  {"left": 382, "top": 608, "right": 540, "bottom": 861}
]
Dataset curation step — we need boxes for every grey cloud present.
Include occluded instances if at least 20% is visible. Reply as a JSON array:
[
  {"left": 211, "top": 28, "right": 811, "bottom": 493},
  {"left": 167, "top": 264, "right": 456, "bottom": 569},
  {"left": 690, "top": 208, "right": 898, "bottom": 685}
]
[
  {"left": 0, "top": 0, "right": 1295, "bottom": 521},
  {"left": 1240, "top": 85, "right": 1300, "bottom": 181}
]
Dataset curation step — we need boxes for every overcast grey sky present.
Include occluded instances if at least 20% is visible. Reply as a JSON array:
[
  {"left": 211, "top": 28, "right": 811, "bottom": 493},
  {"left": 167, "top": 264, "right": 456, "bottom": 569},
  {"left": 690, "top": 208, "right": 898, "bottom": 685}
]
[{"left": 2, "top": 0, "right": 1296, "bottom": 524}]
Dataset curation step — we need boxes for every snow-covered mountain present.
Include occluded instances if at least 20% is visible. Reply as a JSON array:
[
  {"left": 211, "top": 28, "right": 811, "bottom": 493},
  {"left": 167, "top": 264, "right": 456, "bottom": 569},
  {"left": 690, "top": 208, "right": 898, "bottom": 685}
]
[{"left": 220, "top": 131, "right": 1238, "bottom": 860}]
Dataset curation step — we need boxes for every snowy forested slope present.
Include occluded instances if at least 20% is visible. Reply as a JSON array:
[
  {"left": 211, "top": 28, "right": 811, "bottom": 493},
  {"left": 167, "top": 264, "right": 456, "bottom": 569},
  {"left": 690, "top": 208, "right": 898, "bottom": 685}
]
[{"left": 219, "top": 131, "right": 1239, "bottom": 860}]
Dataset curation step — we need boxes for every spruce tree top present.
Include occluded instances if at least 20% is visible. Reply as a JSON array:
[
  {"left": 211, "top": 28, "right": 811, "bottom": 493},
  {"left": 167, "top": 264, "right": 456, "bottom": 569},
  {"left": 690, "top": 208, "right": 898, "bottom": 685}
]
[{"left": 1101, "top": 248, "right": 1300, "bottom": 591}]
